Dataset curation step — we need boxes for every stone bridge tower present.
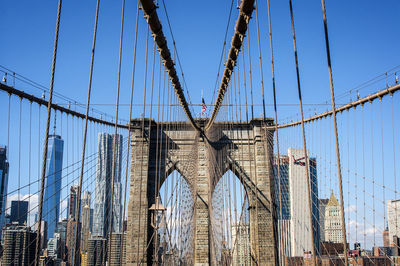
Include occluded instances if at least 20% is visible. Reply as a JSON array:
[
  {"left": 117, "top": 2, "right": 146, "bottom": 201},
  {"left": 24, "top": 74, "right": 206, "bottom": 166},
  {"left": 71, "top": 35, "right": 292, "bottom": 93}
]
[{"left": 126, "top": 118, "right": 278, "bottom": 265}]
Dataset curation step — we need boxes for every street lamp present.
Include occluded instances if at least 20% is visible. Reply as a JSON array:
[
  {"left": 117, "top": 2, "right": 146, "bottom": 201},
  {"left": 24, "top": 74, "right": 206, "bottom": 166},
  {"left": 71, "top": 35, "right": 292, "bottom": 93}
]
[
  {"left": 149, "top": 197, "right": 166, "bottom": 265},
  {"left": 149, "top": 197, "right": 166, "bottom": 229}
]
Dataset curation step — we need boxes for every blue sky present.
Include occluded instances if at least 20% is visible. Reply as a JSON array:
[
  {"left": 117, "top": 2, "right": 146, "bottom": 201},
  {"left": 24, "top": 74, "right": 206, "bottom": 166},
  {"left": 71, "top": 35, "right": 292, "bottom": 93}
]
[
  {"left": 1, "top": 0, "right": 399, "bottom": 118},
  {"left": 1, "top": 0, "right": 400, "bottom": 250}
]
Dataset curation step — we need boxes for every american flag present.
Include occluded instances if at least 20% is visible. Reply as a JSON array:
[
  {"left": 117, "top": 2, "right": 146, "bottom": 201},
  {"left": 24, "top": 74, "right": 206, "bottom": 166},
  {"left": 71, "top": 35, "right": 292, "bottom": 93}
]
[{"left": 201, "top": 97, "right": 207, "bottom": 116}]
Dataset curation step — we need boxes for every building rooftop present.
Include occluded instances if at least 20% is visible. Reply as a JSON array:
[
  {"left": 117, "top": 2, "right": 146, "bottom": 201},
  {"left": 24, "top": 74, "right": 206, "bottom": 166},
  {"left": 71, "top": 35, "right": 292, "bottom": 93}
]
[{"left": 327, "top": 190, "right": 339, "bottom": 207}]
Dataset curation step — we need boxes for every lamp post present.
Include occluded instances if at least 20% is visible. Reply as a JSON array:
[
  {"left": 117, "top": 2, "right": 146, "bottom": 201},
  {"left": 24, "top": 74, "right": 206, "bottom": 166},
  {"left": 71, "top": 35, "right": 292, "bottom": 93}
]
[{"left": 149, "top": 197, "right": 166, "bottom": 265}]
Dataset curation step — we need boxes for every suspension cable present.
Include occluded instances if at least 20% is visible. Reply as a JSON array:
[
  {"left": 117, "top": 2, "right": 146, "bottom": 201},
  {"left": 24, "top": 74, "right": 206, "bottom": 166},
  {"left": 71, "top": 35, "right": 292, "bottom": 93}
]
[
  {"left": 139, "top": 0, "right": 198, "bottom": 130},
  {"left": 72, "top": 0, "right": 101, "bottom": 263},
  {"left": 206, "top": 0, "right": 255, "bottom": 130},
  {"left": 254, "top": 0, "right": 266, "bottom": 120},
  {"left": 265, "top": 0, "right": 285, "bottom": 263},
  {"left": 320, "top": 0, "right": 348, "bottom": 262},
  {"left": 107, "top": 0, "right": 126, "bottom": 264},
  {"left": 35, "top": 0, "right": 62, "bottom": 264},
  {"left": 120, "top": 1, "right": 140, "bottom": 264},
  {"left": 288, "top": 0, "right": 316, "bottom": 264}
]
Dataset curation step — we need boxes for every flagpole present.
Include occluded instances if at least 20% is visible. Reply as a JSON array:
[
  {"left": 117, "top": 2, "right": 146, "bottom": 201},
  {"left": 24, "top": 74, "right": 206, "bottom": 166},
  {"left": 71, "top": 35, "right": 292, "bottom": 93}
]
[{"left": 201, "top": 88, "right": 204, "bottom": 117}]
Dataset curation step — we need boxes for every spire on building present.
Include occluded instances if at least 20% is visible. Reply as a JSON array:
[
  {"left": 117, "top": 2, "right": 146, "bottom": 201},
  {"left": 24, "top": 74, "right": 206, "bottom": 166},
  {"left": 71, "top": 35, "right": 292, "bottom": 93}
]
[{"left": 327, "top": 190, "right": 339, "bottom": 207}]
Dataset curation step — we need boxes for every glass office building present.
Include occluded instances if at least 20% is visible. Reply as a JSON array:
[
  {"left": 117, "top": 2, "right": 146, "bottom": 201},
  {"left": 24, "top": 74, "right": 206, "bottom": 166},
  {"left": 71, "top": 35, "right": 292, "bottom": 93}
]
[
  {"left": 0, "top": 145, "right": 9, "bottom": 237},
  {"left": 93, "top": 133, "right": 123, "bottom": 237},
  {"left": 43, "top": 135, "right": 64, "bottom": 240}
]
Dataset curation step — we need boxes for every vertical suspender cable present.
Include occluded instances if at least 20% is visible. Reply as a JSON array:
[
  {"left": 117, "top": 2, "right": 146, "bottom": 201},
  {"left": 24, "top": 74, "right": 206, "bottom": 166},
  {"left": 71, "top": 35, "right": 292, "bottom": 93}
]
[
  {"left": 136, "top": 23, "right": 150, "bottom": 263},
  {"left": 18, "top": 99, "right": 22, "bottom": 219},
  {"left": 7, "top": 94, "right": 10, "bottom": 155},
  {"left": 391, "top": 98, "right": 398, "bottom": 237},
  {"left": 120, "top": 1, "right": 140, "bottom": 264},
  {"left": 320, "top": 0, "right": 348, "bottom": 263},
  {"left": 254, "top": 0, "right": 266, "bottom": 119},
  {"left": 380, "top": 102, "right": 385, "bottom": 230},
  {"left": 72, "top": 0, "right": 101, "bottom": 264},
  {"left": 266, "top": 0, "right": 285, "bottom": 264},
  {"left": 29, "top": 102, "right": 32, "bottom": 227},
  {"left": 35, "top": 1, "right": 62, "bottom": 265},
  {"left": 247, "top": 24, "right": 254, "bottom": 120},
  {"left": 108, "top": 0, "right": 125, "bottom": 264},
  {"left": 288, "top": 1, "right": 316, "bottom": 265}
]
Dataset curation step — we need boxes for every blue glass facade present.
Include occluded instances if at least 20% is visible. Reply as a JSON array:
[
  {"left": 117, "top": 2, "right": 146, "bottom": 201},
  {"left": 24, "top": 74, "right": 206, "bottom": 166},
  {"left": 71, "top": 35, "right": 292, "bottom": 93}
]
[
  {"left": 309, "top": 158, "right": 320, "bottom": 254},
  {"left": 0, "top": 146, "right": 9, "bottom": 236},
  {"left": 43, "top": 135, "right": 64, "bottom": 240},
  {"left": 274, "top": 161, "right": 290, "bottom": 220}
]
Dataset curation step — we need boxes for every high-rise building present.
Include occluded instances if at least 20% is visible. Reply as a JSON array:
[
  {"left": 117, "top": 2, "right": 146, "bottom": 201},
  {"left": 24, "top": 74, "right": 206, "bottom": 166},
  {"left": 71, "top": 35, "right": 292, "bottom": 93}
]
[
  {"left": 10, "top": 200, "right": 29, "bottom": 225},
  {"left": 68, "top": 185, "right": 79, "bottom": 219},
  {"left": 109, "top": 233, "right": 126, "bottom": 266},
  {"left": 319, "top": 198, "right": 329, "bottom": 242},
  {"left": 231, "top": 223, "right": 251, "bottom": 266},
  {"left": 66, "top": 218, "right": 81, "bottom": 265},
  {"left": 82, "top": 191, "right": 93, "bottom": 232},
  {"left": 324, "top": 191, "right": 343, "bottom": 243},
  {"left": 383, "top": 226, "right": 390, "bottom": 247},
  {"left": 35, "top": 220, "right": 48, "bottom": 250},
  {"left": 47, "top": 232, "right": 61, "bottom": 259},
  {"left": 0, "top": 145, "right": 9, "bottom": 236},
  {"left": 387, "top": 199, "right": 400, "bottom": 245},
  {"left": 2, "top": 224, "right": 37, "bottom": 265},
  {"left": 87, "top": 236, "right": 107, "bottom": 266},
  {"left": 274, "top": 155, "right": 291, "bottom": 264},
  {"left": 82, "top": 191, "right": 91, "bottom": 208},
  {"left": 56, "top": 219, "right": 68, "bottom": 261},
  {"left": 93, "top": 133, "right": 123, "bottom": 237},
  {"left": 81, "top": 204, "right": 91, "bottom": 253},
  {"left": 288, "top": 148, "right": 320, "bottom": 256},
  {"left": 43, "top": 135, "right": 64, "bottom": 240}
]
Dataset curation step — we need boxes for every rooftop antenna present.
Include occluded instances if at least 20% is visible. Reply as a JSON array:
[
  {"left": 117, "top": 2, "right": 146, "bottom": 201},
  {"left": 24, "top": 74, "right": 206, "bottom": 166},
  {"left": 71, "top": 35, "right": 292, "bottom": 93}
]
[{"left": 53, "top": 111, "right": 57, "bottom": 135}]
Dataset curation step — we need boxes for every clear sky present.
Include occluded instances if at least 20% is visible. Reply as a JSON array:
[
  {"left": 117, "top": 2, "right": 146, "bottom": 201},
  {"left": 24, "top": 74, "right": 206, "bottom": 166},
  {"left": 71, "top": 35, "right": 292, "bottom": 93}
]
[
  {"left": 1, "top": 0, "right": 399, "bottom": 117},
  {"left": 1, "top": 0, "right": 400, "bottom": 250}
]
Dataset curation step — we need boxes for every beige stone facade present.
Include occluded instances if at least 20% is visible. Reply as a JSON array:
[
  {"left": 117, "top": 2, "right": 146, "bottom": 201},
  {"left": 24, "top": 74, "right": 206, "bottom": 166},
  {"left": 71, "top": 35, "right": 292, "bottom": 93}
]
[{"left": 126, "top": 118, "right": 277, "bottom": 265}]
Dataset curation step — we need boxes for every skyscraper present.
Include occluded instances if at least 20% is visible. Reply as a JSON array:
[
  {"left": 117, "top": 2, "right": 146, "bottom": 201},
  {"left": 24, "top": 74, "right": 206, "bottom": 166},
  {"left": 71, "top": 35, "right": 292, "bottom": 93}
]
[
  {"left": 82, "top": 190, "right": 91, "bottom": 208},
  {"left": 82, "top": 191, "right": 93, "bottom": 232},
  {"left": 109, "top": 233, "right": 126, "bottom": 266},
  {"left": 68, "top": 185, "right": 79, "bottom": 219},
  {"left": 93, "top": 133, "right": 123, "bottom": 237},
  {"left": 81, "top": 204, "right": 91, "bottom": 253},
  {"left": 56, "top": 219, "right": 68, "bottom": 261},
  {"left": 274, "top": 155, "right": 291, "bottom": 264},
  {"left": 10, "top": 200, "right": 29, "bottom": 225},
  {"left": 43, "top": 135, "right": 64, "bottom": 239},
  {"left": 319, "top": 198, "right": 329, "bottom": 242},
  {"left": 2, "top": 224, "right": 37, "bottom": 265},
  {"left": 288, "top": 148, "right": 320, "bottom": 256},
  {"left": 87, "top": 236, "right": 107, "bottom": 266},
  {"left": 323, "top": 191, "right": 343, "bottom": 243},
  {"left": 387, "top": 199, "right": 400, "bottom": 245},
  {"left": 0, "top": 145, "right": 9, "bottom": 235},
  {"left": 47, "top": 232, "right": 61, "bottom": 259},
  {"left": 35, "top": 220, "right": 48, "bottom": 251},
  {"left": 383, "top": 226, "right": 390, "bottom": 247},
  {"left": 66, "top": 218, "right": 81, "bottom": 265}
]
